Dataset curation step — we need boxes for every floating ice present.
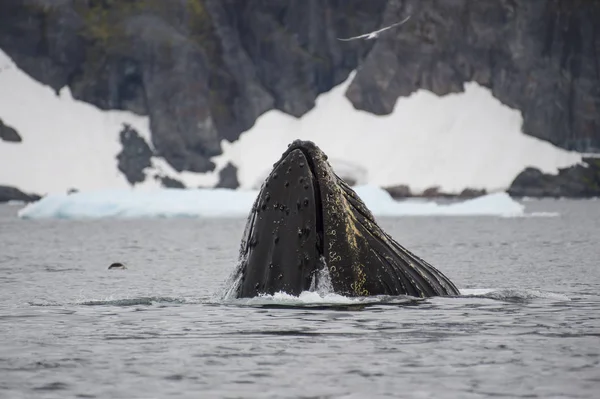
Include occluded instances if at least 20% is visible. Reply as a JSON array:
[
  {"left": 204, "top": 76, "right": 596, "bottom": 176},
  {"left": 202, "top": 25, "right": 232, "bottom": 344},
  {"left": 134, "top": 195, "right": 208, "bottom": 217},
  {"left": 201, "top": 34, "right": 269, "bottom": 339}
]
[{"left": 18, "top": 185, "right": 524, "bottom": 219}]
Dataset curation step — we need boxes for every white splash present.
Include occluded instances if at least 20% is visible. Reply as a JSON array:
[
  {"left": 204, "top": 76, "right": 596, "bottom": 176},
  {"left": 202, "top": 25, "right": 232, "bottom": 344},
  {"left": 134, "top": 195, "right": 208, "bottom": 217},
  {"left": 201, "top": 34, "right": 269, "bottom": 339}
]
[{"left": 309, "top": 257, "right": 335, "bottom": 296}]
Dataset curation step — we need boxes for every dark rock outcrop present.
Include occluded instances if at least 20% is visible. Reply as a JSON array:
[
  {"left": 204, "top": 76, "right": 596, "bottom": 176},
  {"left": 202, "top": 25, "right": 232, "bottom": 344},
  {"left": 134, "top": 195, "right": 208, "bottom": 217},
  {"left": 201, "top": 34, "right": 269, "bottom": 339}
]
[
  {"left": 421, "top": 186, "right": 444, "bottom": 198},
  {"left": 116, "top": 123, "right": 153, "bottom": 185},
  {"left": 384, "top": 184, "right": 486, "bottom": 199},
  {"left": 508, "top": 158, "right": 600, "bottom": 198},
  {"left": 0, "top": 118, "right": 21, "bottom": 142},
  {"left": 156, "top": 175, "right": 186, "bottom": 189},
  {"left": 215, "top": 162, "right": 239, "bottom": 189},
  {"left": 458, "top": 188, "right": 487, "bottom": 199},
  {"left": 0, "top": 185, "right": 41, "bottom": 203},
  {"left": 384, "top": 184, "right": 412, "bottom": 199}
]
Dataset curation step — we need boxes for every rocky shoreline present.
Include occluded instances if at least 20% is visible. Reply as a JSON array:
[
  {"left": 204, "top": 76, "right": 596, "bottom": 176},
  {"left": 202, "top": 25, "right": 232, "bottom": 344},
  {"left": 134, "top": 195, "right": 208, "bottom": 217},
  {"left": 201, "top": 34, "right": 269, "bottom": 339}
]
[
  {"left": 382, "top": 159, "right": 600, "bottom": 200},
  {"left": 507, "top": 158, "right": 600, "bottom": 199},
  {"left": 383, "top": 185, "right": 487, "bottom": 200},
  {"left": 0, "top": 157, "right": 600, "bottom": 203},
  {"left": 0, "top": 186, "right": 41, "bottom": 203},
  {"left": 3, "top": 160, "right": 599, "bottom": 204}
]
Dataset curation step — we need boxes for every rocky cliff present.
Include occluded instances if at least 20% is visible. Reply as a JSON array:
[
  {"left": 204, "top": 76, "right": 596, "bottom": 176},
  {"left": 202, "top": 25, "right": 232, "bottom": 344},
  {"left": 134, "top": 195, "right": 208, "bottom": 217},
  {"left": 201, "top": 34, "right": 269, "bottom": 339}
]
[
  {"left": 348, "top": 0, "right": 600, "bottom": 154},
  {"left": 0, "top": 0, "right": 598, "bottom": 175},
  {"left": 0, "top": 185, "right": 40, "bottom": 203}
]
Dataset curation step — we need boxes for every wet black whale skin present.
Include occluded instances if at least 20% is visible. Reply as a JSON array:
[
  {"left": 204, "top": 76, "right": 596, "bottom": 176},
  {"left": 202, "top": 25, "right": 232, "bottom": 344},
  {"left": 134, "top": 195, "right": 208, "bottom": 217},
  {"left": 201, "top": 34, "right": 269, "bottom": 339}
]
[{"left": 235, "top": 140, "right": 461, "bottom": 299}]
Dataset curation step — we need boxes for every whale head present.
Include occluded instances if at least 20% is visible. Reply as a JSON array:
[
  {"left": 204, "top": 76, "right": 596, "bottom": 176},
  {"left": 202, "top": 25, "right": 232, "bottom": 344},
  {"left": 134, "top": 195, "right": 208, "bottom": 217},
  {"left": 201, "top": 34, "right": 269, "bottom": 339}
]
[{"left": 231, "top": 140, "right": 459, "bottom": 298}]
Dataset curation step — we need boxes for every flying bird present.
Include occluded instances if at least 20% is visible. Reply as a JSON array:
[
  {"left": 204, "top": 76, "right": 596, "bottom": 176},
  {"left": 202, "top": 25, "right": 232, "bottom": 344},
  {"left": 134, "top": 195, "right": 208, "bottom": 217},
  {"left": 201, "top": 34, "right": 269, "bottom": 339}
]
[{"left": 337, "top": 16, "right": 411, "bottom": 41}]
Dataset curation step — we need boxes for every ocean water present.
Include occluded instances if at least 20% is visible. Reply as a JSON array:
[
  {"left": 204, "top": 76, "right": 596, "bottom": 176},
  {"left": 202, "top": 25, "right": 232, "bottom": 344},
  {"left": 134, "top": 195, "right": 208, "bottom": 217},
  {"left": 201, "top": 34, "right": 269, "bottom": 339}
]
[{"left": 0, "top": 200, "right": 599, "bottom": 399}]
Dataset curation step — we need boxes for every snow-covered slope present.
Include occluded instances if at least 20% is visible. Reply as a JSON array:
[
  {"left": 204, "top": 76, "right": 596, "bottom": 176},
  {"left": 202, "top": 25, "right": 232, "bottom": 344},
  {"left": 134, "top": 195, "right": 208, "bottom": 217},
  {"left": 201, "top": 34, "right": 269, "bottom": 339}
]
[
  {"left": 0, "top": 49, "right": 221, "bottom": 195},
  {"left": 0, "top": 48, "right": 581, "bottom": 196},
  {"left": 216, "top": 72, "right": 582, "bottom": 192}
]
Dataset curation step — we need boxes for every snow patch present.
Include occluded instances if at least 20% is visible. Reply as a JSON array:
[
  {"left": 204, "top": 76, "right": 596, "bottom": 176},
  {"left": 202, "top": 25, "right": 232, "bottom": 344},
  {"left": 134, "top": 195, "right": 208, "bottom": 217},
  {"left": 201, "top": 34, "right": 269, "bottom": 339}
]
[
  {"left": 0, "top": 49, "right": 223, "bottom": 195},
  {"left": 212, "top": 72, "right": 581, "bottom": 193},
  {"left": 17, "top": 185, "right": 524, "bottom": 219}
]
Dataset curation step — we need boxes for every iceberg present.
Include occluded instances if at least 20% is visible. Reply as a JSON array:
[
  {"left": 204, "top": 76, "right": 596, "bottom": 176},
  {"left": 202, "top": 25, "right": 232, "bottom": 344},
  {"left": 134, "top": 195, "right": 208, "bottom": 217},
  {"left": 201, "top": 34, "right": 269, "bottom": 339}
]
[{"left": 17, "top": 186, "right": 524, "bottom": 219}]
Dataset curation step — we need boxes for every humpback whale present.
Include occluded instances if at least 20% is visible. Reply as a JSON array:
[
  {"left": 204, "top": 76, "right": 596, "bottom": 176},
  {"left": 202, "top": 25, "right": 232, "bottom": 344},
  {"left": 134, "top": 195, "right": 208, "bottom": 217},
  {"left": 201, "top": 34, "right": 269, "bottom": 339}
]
[{"left": 231, "top": 140, "right": 459, "bottom": 298}]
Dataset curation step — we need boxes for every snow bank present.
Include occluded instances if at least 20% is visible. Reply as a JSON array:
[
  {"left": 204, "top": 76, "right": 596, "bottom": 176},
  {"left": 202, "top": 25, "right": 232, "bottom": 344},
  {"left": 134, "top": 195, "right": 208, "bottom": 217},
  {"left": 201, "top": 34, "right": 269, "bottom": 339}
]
[
  {"left": 17, "top": 186, "right": 524, "bottom": 219},
  {"left": 214, "top": 73, "right": 581, "bottom": 193}
]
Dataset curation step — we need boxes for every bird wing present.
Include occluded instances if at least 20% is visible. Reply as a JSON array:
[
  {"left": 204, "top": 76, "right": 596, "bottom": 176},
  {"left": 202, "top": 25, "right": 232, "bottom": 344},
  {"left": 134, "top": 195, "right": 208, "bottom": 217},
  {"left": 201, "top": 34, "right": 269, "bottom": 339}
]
[
  {"left": 372, "top": 16, "right": 411, "bottom": 35},
  {"left": 336, "top": 32, "right": 375, "bottom": 41},
  {"left": 337, "top": 16, "right": 411, "bottom": 41}
]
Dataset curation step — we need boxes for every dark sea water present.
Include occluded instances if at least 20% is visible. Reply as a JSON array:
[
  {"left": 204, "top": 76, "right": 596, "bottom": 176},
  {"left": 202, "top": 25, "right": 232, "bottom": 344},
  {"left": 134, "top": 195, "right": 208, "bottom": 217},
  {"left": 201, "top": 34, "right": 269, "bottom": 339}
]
[{"left": 1, "top": 200, "right": 599, "bottom": 399}]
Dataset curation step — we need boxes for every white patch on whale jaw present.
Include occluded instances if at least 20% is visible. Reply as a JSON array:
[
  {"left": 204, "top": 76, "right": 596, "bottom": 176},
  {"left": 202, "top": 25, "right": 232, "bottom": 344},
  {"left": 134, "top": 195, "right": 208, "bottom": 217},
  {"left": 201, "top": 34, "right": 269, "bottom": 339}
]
[{"left": 309, "top": 256, "right": 334, "bottom": 296}]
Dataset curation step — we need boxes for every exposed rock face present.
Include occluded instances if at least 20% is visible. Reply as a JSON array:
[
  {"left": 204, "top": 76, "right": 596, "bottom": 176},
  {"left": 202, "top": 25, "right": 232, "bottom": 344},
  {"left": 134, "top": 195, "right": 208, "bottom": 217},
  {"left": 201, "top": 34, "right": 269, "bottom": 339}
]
[
  {"left": 0, "top": 118, "right": 21, "bottom": 142},
  {"left": 0, "top": 0, "right": 598, "bottom": 180},
  {"left": 508, "top": 158, "right": 600, "bottom": 198},
  {"left": 384, "top": 184, "right": 412, "bottom": 199},
  {"left": 421, "top": 186, "right": 444, "bottom": 198},
  {"left": 156, "top": 175, "right": 186, "bottom": 189},
  {"left": 116, "top": 124, "right": 153, "bottom": 185},
  {"left": 0, "top": 0, "right": 383, "bottom": 173},
  {"left": 383, "top": 184, "right": 486, "bottom": 199},
  {"left": 458, "top": 188, "right": 487, "bottom": 199},
  {"left": 0, "top": 185, "right": 41, "bottom": 203},
  {"left": 215, "top": 162, "right": 239, "bottom": 189},
  {"left": 347, "top": 0, "right": 600, "bottom": 153}
]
